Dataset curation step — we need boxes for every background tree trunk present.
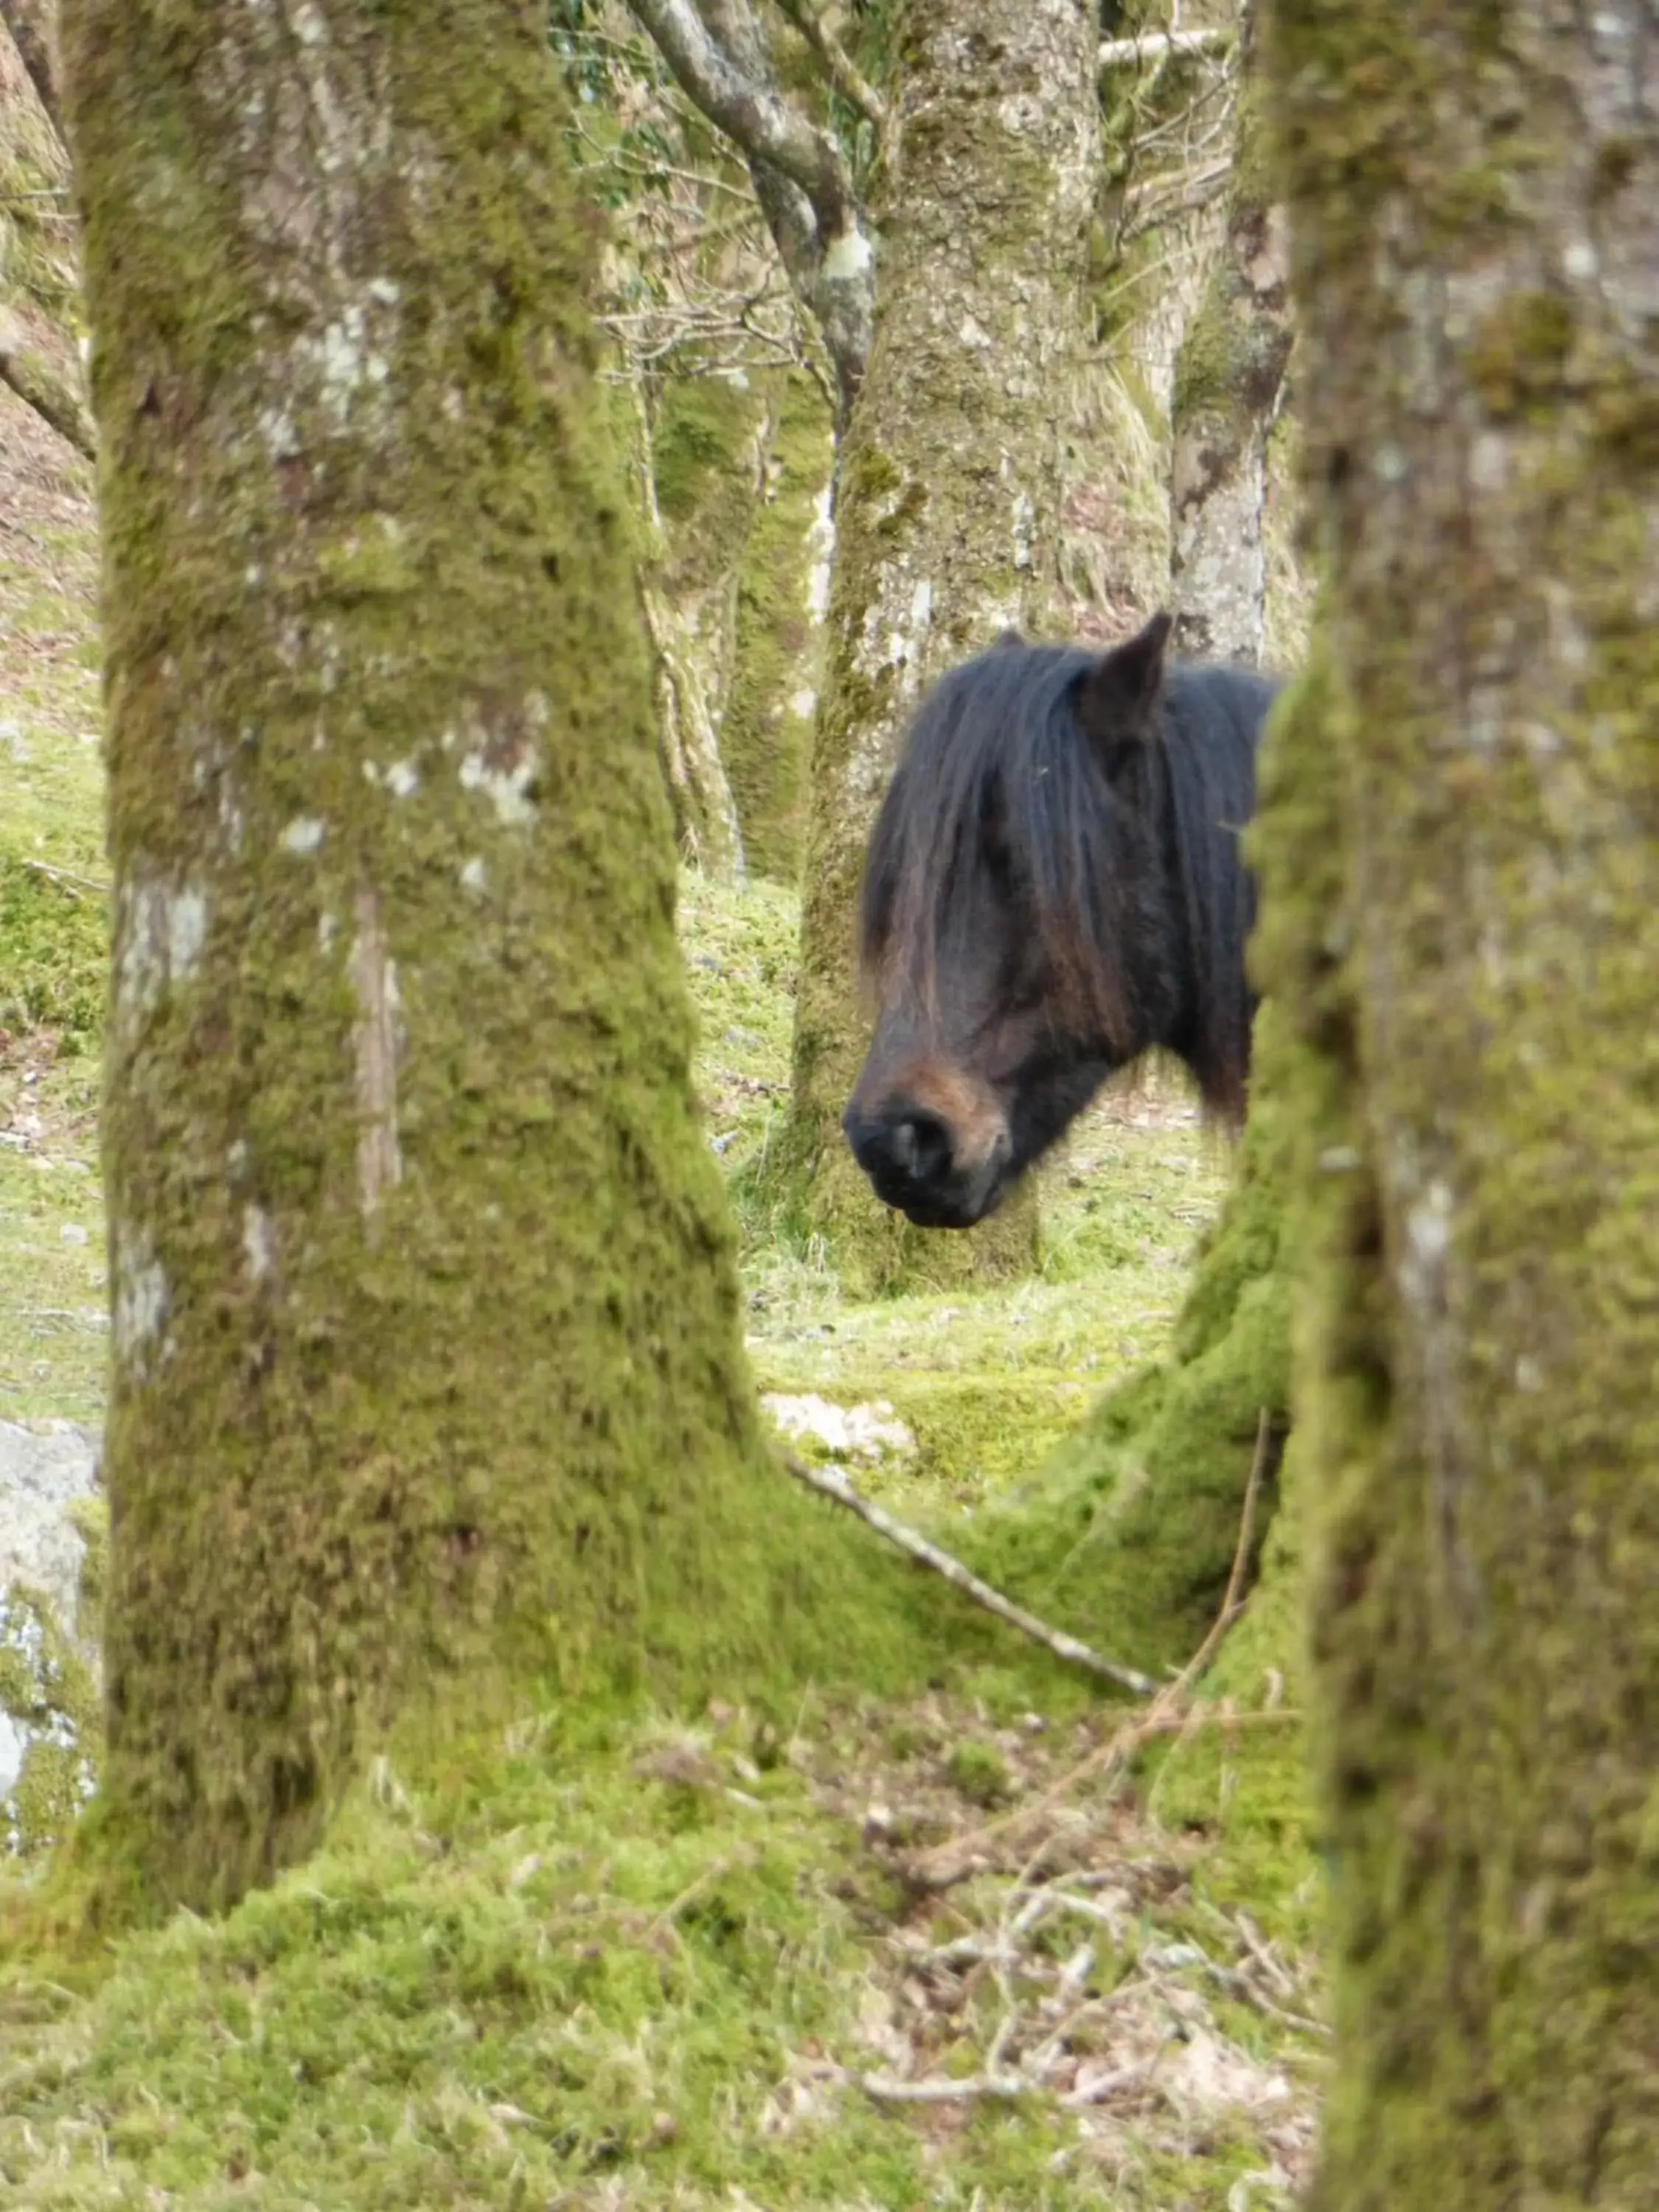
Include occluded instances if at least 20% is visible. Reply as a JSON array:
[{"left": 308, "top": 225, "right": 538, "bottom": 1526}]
[
  {"left": 1168, "top": 12, "right": 1290, "bottom": 667},
  {"left": 626, "top": 364, "right": 832, "bottom": 885},
  {"left": 785, "top": 0, "right": 1102, "bottom": 1292},
  {"left": 721, "top": 366, "right": 832, "bottom": 882},
  {"left": 1259, "top": 1, "right": 1659, "bottom": 2199},
  {"left": 630, "top": 372, "right": 758, "bottom": 880},
  {"left": 65, "top": 0, "right": 862, "bottom": 1915},
  {"left": 932, "top": 10, "right": 1314, "bottom": 1709}
]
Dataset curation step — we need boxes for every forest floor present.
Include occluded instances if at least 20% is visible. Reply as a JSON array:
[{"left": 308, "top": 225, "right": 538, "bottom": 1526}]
[{"left": 0, "top": 383, "right": 1324, "bottom": 2210}]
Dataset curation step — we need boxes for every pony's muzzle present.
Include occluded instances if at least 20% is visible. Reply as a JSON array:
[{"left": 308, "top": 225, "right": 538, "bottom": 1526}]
[{"left": 841, "top": 1070, "right": 1013, "bottom": 1229}]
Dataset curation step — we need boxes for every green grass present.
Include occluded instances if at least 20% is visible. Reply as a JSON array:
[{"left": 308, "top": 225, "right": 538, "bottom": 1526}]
[
  {"left": 0, "top": 411, "right": 1321, "bottom": 2209},
  {"left": 0, "top": 1042, "right": 105, "bottom": 1422}
]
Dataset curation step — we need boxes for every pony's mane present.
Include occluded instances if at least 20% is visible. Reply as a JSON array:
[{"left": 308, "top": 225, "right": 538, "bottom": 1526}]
[{"left": 860, "top": 640, "right": 1269, "bottom": 1116}]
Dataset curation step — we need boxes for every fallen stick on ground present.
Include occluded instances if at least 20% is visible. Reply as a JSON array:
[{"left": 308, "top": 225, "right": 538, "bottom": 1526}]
[
  {"left": 782, "top": 1450, "right": 1158, "bottom": 1698},
  {"left": 19, "top": 857, "right": 110, "bottom": 898}
]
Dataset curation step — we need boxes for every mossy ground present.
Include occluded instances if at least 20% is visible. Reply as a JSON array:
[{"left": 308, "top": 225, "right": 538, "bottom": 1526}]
[{"left": 0, "top": 392, "right": 1322, "bottom": 2208}]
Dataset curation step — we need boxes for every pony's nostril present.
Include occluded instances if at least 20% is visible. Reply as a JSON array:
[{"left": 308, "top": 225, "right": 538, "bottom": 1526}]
[{"left": 895, "top": 1110, "right": 952, "bottom": 1187}]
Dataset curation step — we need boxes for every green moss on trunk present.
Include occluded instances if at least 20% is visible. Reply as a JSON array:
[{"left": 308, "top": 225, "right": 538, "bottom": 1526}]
[
  {"left": 629, "top": 369, "right": 756, "bottom": 878},
  {"left": 1259, "top": 2, "right": 1659, "bottom": 2198},
  {"left": 721, "top": 369, "right": 832, "bottom": 883},
  {"left": 61, "top": 0, "right": 935, "bottom": 1917}
]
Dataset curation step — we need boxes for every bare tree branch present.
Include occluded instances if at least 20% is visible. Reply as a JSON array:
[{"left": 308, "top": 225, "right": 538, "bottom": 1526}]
[
  {"left": 627, "top": 0, "right": 852, "bottom": 236},
  {"left": 625, "top": 0, "right": 873, "bottom": 420},
  {"left": 0, "top": 306, "right": 94, "bottom": 456},
  {"left": 1099, "top": 27, "right": 1234, "bottom": 71},
  {"left": 768, "top": 0, "right": 888, "bottom": 139}
]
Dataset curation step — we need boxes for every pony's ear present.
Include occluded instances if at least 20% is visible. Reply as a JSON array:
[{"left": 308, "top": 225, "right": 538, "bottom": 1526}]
[
  {"left": 992, "top": 626, "right": 1025, "bottom": 651},
  {"left": 1077, "top": 611, "right": 1173, "bottom": 776}
]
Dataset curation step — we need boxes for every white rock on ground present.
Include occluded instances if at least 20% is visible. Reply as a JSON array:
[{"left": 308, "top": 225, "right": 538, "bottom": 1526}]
[
  {"left": 760, "top": 1392, "right": 916, "bottom": 1464},
  {"left": 0, "top": 1419, "right": 102, "bottom": 1641},
  {"left": 0, "top": 1419, "right": 102, "bottom": 1815}
]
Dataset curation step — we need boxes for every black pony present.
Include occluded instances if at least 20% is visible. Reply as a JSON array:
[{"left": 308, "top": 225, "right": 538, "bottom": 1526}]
[{"left": 843, "top": 613, "right": 1279, "bottom": 1229}]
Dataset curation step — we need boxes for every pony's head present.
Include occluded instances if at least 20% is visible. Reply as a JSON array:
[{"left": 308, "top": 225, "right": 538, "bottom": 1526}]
[{"left": 843, "top": 612, "right": 1258, "bottom": 1228}]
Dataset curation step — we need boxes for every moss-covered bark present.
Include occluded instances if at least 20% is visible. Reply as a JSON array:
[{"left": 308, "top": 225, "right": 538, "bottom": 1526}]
[
  {"left": 1168, "top": 31, "right": 1290, "bottom": 667},
  {"left": 0, "top": 14, "right": 88, "bottom": 451},
  {"left": 785, "top": 0, "right": 1101, "bottom": 1292},
  {"left": 1257, "top": 3, "right": 1659, "bottom": 2199},
  {"left": 629, "top": 369, "right": 757, "bottom": 878},
  {"left": 630, "top": 361, "right": 833, "bottom": 886},
  {"left": 64, "top": 0, "right": 923, "bottom": 1916},
  {"left": 722, "top": 366, "right": 832, "bottom": 882}
]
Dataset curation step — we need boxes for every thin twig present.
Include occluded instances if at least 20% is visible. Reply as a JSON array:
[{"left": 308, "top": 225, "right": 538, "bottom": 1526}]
[
  {"left": 647, "top": 1850, "right": 745, "bottom": 1940},
  {"left": 19, "top": 857, "right": 110, "bottom": 897},
  {"left": 782, "top": 1452, "right": 1158, "bottom": 1697},
  {"left": 1232, "top": 1907, "right": 1298, "bottom": 1997},
  {"left": 1183, "top": 1937, "right": 1330, "bottom": 2040},
  {"left": 1056, "top": 2061, "right": 1154, "bottom": 2109},
  {"left": 1173, "top": 1407, "right": 1274, "bottom": 1695}
]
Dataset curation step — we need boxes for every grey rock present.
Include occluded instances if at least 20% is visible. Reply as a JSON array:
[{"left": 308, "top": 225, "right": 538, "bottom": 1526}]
[{"left": 0, "top": 1419, "right": 102, "bottom": 1646}]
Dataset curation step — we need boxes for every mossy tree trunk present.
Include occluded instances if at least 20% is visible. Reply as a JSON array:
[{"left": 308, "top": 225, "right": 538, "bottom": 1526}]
[
  {"left": 1258, "top": 1, "right": 1659, "bottom": 2199},
  {"left": 787, "top": 0, "right": 1101, "bottom": 1291},
  {"left": 722, "top": 366, "right": 833, "bottom": 883},
  {"left": 627, "top": 362, "right": 833, "bottom": 885},
  {"left": 629, "top": 370, "right": 757, "bottom": 880},
  {"left": 66, "top": 0, "right": 877, "bottom": 1916},
  {"left": 1168, "top": 7, "right": 1290, "bottom": 667}
]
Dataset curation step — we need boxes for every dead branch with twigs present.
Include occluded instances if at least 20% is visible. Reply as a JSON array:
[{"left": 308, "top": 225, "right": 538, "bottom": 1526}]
[
  {"left": 621, "top": 0, "right": 874, "bottom": 418},
  {"left": 856, "top": 1854, "right": 1325, "bottom": 2114},
  {"left": 830, "top": 1412, "right": 1320, "bottom": 2131},
  {"left": 556, "top": 7, "right": 832, "bottom": 400},
  {"left": 905, "top": 1408, "right": 1280, "bottom": 1893},
  {"left": 18, "top": 856, "right": 109, "bottom": 897}
]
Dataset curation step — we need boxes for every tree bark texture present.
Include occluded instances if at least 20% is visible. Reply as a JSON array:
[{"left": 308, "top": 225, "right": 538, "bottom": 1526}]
[
  {"left": 1169, "top": 24, "right": 1291, "bottom": 667},
  {"left": 722, "top": 365, "right": 833, "bottom": 883},
  {"left": 1259, "top": 3, "right": 1659, "bottom": 2201},
  {"left": 630, "top": 372, "right": 756, "bottom": 880},
  {"left": 66, "top": 0, "right": 848, "bottom": 1913},
  {"left": 0, "top": 13, "right": 85, "bottom": 450},
  {"left": 786, "top": 0, "right": 1101, "bottom": 1289}
]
